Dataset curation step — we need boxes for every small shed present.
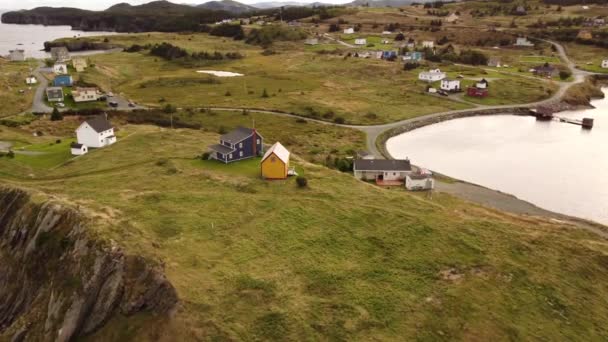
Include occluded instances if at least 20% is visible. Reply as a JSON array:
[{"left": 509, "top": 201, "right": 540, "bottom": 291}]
[
  {"left": 405, "top": 174, "right": 434, "bottom": 191},
  {"left": 261, "top": 142, "right": 290, "bottom": 180},
  {"left": 70, "top": 142, "right": 88, "bottom": 156}
]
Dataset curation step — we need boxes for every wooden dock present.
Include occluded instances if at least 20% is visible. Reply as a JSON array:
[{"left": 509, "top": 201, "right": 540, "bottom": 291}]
[{"left": 529, "top": 108, "right": 594, "bottom": 129}]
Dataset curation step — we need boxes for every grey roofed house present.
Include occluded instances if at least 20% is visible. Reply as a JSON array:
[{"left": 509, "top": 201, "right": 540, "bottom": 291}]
[
  {"left": 46, "top": 87, "right": 64, "bottom": 102},
  {"left": 208, "top": 143, "right": 234, "bottom": 155},
  {"left": 354, "top": 159, "right": 412, "bottom": 171},
  {"left": 84, "top": 115, "right": 113, "bottom": 133},
  {"left": 8, "top": 49, "right": 25, "bottom": 61},
  {"left": 70, "top": 142, "right": 84, "bottom": 149},
  {"left": 50, "top": 47, "right": 70, "bottom": 61},
  {"left": 220, "top": 126, "right": 256, "bottom": 144}
]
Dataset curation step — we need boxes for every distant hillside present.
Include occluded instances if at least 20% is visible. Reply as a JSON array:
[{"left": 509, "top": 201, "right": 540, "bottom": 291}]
[
  {"left": 346, "top": 0, "right": 431, "bottom": 7},
  {"left": 0, "top": 0, "right": 232, "bottom": 32},
  {"left": 198, "top": 0, "right": 256, "bottom": 14},
  {"left": 251, "top": 1, "right": 333, "bottom": 9}
]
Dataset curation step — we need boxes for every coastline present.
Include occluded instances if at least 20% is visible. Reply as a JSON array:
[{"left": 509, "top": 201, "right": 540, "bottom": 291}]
[{"left": 379, "top": 90, "right": 608, "bottom": 230}]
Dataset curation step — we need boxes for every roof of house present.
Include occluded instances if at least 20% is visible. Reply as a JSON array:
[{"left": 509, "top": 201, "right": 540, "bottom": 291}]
[
  {"left": 407, "top": 173, "right": 431, "bottom": 180},
  {"left": 46, "top": 87, "right": 63, "bottom": 98},
  {"left": 263, "top": 142, "right": 290, "bottom": 163},
  {"left": 354, "top": 159, "right": 411, "bottom": 171},
  {"left": 84, "top": 115, "right": 113, "bottom": 133},
  {"left": 71, "top": 142, "right": 84, "bottom": 149},
  {"left": 220, "top": 126, "right": 258, "bottom": 144},
  {"left": 209, "top": 144, "right": 235, "bottom": 154},
  {"left": 533, "top": 64, "right": 556, "bottom": 73}
]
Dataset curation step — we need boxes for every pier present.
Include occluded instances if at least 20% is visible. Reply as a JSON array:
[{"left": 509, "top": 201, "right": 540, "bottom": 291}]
[{"left": 529, "top": 108, "right": 594, "bottom": 129}]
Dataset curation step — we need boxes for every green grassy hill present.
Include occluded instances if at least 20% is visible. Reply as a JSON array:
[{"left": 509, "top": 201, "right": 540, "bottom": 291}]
[{"left": 2, "top": 117, "right": 608, "bottom": 341}]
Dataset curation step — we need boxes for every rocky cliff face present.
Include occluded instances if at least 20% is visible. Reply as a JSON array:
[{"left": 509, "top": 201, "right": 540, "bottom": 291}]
[{"left": 0, "top": 188, "right": 178, "bottom": 342}]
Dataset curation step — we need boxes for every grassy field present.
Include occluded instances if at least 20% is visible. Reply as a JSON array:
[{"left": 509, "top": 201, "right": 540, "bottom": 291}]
[
  {"left": 0, "top": 59, "right": 38, "bottom": 117},
  {"left": 2, "top": 119, "right": 608, "bottom": 341},
  {"left": 63, "top": 33, "right": 556, "bottom": 124},
  {"left": 563, "top": 43, "right": 608, "bottom": 74}
]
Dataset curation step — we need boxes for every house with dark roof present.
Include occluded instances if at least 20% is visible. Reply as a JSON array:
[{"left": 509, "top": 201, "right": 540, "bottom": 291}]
[
  {"left": 75, "top": 115, "right": 116, "bottom": 148},
  {"left": 208, "top": 127, "right": 263, "bottom": 163},
  {"left": 354, "top": 159, "right": 412, "bottom": 182},
  {"left": 70, "top": 142, "right": 88, "bottom": 156},
  {"left": 50, "top": 47, "right": 70, "bottom": 62},
  {"left": 532, "top": 64, "right": 559, "bottom": 78},
  {"left": 46, "top": 87, "right": 64, "bottom": 102}
]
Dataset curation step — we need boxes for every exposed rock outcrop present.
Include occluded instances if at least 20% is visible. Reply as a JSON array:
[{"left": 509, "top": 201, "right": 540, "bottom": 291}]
[{"left": 0, "top": 188, "right": 178, "bottom": 342}]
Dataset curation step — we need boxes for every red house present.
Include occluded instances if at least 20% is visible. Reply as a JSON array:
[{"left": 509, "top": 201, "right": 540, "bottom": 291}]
[{"left": 467, "top": 87, "right": 488, "bottom": 97}]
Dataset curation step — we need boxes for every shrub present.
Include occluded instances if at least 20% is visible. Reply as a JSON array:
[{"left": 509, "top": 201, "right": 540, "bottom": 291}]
[
  {"left": 559, "top": 70, "right": 572, "bottom": 80},
  {"left": 225, "top": 90, "right": 232, "bottom": 96},
  {"left": 201, "top": 152, "right": 210, "bottom": 160},
  {"left": 50, "top": 108, "right": 63, "bottom": 121},
  {"left": 55, "top": 139, "right": 61, "bottom": 144},
  {"left": 163, "top": 104, "right": 177, "bottom": 114},
  {"left": 296, "top": 176, "right": 308, "bottom": 188},
  {"left": 261, "top": 89, "right": 269, "bottom": 98},
  {"left": 6, "top": 150, "right": 15, "bottom": 159},
  {"left": 218, "top": 126, "right": 227, "bottom": 134},
  {"left": 333, "top": 117, "right": 345, "bottom": 124}
]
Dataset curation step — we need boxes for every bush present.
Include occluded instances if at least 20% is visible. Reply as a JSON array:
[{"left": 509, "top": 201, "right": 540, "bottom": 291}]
[
  {"left": 50, "top": 108, "right": 63, "bottom": 121},
  {"left": 559, "top": 70, "right": 572, "bottom": 80},
  {"left": 55, "top": 139, "right": 61, "bottom": 144},
  {"left": 163, "top": 104, "right": 177, "bottom": 114},
  {"left": 201, "top": 152, "right": 210, "bottom": 160},
  {"left": 333, "top": 117, "right": 345, "bottom": 124},
  {"left": 296, "top": 176, "right": 308, "bottom": 188},
  {"left": 261, "top": 89, "right": 269, "bottom": 98},
  {"left": 6, "top": 150, "right": 15, "bottom": 159}
]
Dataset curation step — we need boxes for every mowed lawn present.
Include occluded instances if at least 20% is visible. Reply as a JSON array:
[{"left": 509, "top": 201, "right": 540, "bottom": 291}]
[
  {"left": 2, "top": 121, "right": 608, "bottom": 341},
  {"left": 0, "top": 59, "right": 38, "bottom": 117}
]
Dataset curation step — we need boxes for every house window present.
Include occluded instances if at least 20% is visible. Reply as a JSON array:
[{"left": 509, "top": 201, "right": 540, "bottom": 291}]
[
  {"left": 239, "top": 143, "right": 243, "bottom": 148},
  {"left": 256, "top": 138, "right": 260, "bottom": 144},
  {"left": 239, "top": 151, "right": 243, "bottom": 157},
  {"left": 393, "top": 172, "right": 396, "bottom": 176}
]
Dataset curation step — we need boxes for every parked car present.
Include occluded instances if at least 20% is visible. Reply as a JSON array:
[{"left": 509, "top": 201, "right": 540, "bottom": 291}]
[
  {"left": 107, "top": 92, "right": 114, "bottom": 97},
  {"left": 128, "top": 101, "right": 136, "bottom": 108},
  {"left": 438, "top": 90, "right": 449, "bottom": 96},
  {"left": 108, "top": 101, "right": 119, "bottom": 108},
  {"left": 56, "top": 103, "right": 65, "bottom": 108}
]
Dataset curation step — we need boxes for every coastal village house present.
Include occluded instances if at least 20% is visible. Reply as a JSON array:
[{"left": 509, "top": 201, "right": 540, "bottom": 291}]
[
  {"left": 602, "top": 59, "right": 608, "bottom": 68},
  {"left": 354, "top": 159, "right": 412, "bottom": 183},
  {"left": 476, "top": 78, "right": 489, "bottom": 89},
  {"left": 532, "top": 64, "right": 559, "bottom": 78},
  {"left": 515, "top": 37, "right": 534, "bottom": 47},
  {"left": 70, "top": 143, "right": 88, "bottom": 156},
  {"left": 344, "top": 28, "right": 355, "bottom": 34},
  {"left": 76, "top": 115, "right": 117, "bottom": 148},
  {"left": 421, "top": 41, "right": 434, "bottom": 48},
  {"left": 209, "top": 127, "right": 263, "bottom": 164},
  {"left": 46, "top": 87, "right": 64, "bottom": 102},
  {"left": 405, "top": 173, "right": 435, "bottom": 191},
  {"left": 305, "top": 38, "right": 319, "bottom": 45},
  {"left": 72, "top": 88, "right": 100, "bottom": 103},
  {"left": 72, "top": 58, "right": 88, "bottom": 72},
  {"left": 26, "top": 76, "right": 37, "bottom": 85},
  {"left": 403, "top": 51, "right": 423, "bottom": 61},
  {"left": 440, "top": 79, "right": 461, "bottom": 92},
  {"left": 577, "top": 30, "right": 593, "bottom": 40},
  {"left": 418, "top": 69, "right": 446, "bottom": 82},
  {"left": 488, "top": 57, "right": 501, "bottom": 67},
  {"left": 53, "top": 75, "right": 73, "bottom": 87},
  {"left": 50, "top": 47, "right": 70, "bottom": 62},
  {"left": 261, "top": 142, "right": 290, "bottom": 180},
  {"left": 53, "top": 63, "right": 68, "bottom": 75},
  {"left": 8, "top": 49, "right": 25, "bottom": 61},
  {"left": 355, "top": 38, "right": 367, "bottom": 46}
]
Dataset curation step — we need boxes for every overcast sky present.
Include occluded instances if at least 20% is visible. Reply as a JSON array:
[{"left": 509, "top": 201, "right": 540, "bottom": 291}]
[{"left": 1, "top": 0, "right": 349, "bottom": 10}]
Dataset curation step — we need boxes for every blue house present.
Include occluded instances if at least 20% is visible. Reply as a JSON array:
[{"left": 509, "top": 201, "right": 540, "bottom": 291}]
[
  {"left": 208, "top": 127, "right": 264, "bottom": 164},
  {"left": 382, "top": 51, "right": 398, "bottom": 59},
  {"left": 53, "top": 75, "right": 73, "bottom": 87},
  {"left": 404, "top": 51, "right": 424, "bottom": 62}
]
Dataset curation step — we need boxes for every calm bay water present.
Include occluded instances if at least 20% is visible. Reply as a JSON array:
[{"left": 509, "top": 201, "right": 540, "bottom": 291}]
[
  {"left": 387, "top": 88, "right": 608, "bottom": 224},
  {"left": 0, "top": 16, "right": 113, "bottom": 59}
]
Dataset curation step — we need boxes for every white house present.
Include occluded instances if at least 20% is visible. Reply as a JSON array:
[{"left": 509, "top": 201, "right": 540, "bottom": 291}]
[
  {"left": 421, "top": 41, "right": 434, "bottom": 48},
  {"left": 602, "top": 59, "right": 608, "bottom": 68},
  {"left": 354, "top": 159, "right": 412, "bottom": 181},
  {"left": 305, "top": 38, "right": 319, "bottom": 45},
  {"left": 46, "top": 87, "right": 64, "bottom": 102},
  {"left": 8, "top": 49, "right": 25, "bottom": 61},
  {"left": 354, "top": 38, "right": 367, "bottom": 45},
  {"left": 76, "top": 115, "right": 117, "bottom": 149},
  {"left": 72, "top": 87, "right": 100, "bottom": 103},
  {"left": 70, "top": 142, "right": 88, "bottom": 156},
  {"left": 515, "top": 37, "right": 534, "bottom": 47},
  {"left": 26, "top": 76, "right": 37, "bottom": 85},
  {"left": 476, "top": 78, "right": 489, "bottom": 89},
  {"left": 418, "top": 69, "right": 446, "bottom": 82},
  {"left": 440, "top": 79, "right": 461, "bottom": 92},
  {"left": 53, "top": 63, "right": 68, "bottom": 75},
  {"left": 405, "top": 173, "right": 435, "bottom": 191},
  {"left": 344, "top": 28, "right": 355, "bottom": 34}
]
